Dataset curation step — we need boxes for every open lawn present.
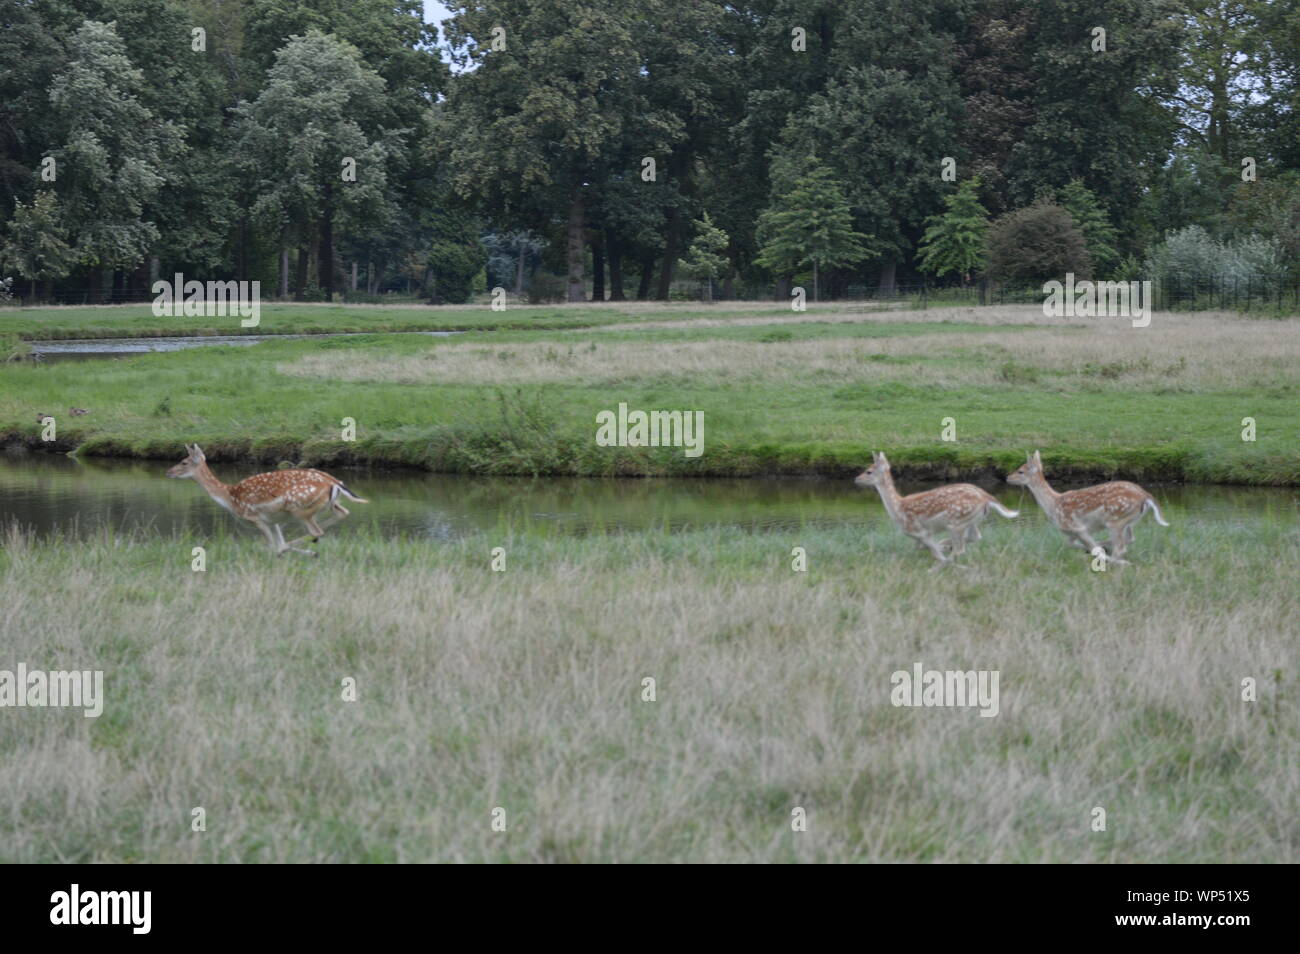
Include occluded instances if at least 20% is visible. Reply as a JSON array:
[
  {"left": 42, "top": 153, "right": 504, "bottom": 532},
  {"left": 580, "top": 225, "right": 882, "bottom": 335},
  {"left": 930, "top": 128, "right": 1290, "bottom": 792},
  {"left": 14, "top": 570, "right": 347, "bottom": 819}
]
[{"left": 1, "top": 303, "right": 1296, "bottom": 484}]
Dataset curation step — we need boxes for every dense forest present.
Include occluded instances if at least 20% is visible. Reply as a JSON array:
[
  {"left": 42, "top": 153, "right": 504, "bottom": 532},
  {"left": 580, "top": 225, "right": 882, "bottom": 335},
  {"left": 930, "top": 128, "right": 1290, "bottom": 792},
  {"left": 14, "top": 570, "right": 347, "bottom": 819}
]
[{"left": 1, "top": 0, "right": 1297, "bottom": 304}]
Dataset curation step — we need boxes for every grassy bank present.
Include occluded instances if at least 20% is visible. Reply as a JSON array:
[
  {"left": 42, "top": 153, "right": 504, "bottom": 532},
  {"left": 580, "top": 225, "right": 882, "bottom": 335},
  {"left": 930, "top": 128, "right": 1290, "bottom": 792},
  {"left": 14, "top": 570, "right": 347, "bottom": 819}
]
[
  {"left": 0, "top": 299, "right": 834, "bottom": 339},
  {"left": 1, "top": 304, "right": 1296, "bottom": 484},
  {"left": 1, "top": 517, "right": 1295, "bottom": 863}
]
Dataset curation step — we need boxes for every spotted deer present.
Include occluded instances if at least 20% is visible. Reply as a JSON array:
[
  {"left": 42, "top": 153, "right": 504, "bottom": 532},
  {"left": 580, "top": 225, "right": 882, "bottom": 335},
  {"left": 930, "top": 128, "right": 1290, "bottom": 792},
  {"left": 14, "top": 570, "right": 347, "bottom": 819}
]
[
  {"left": 855, "top": 451, "right": 1018, "bottom": 568},
  {"left": 1005, "top": 450, "right": 1168, "bottom": 565},
  {"left": 167, "top": 444, "right": 368, "bottom": 556}
]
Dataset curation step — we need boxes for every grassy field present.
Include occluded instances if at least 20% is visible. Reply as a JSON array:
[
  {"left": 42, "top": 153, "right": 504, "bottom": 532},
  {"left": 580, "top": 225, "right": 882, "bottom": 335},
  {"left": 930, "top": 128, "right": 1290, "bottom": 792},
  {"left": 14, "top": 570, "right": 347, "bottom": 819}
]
[
  {"left": 1, "top": 303, "right": 1296, "bottom": 484},
  {"left": 0, "top": 299, "right": 837, "bottom": 339},
  {"left": 1, "top": 513, "right": 1295, "bottom": 863}
]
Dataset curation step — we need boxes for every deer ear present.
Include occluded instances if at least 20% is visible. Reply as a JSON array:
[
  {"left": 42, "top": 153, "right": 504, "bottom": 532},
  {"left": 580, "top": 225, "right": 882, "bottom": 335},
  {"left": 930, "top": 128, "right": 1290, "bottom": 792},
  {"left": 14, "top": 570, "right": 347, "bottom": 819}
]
[
  {"left": 1033, "top": 450, "right": 1042, "bottom": 463},
  {"left": 192, "top": 444, "right": 204, "bottom": 460}
]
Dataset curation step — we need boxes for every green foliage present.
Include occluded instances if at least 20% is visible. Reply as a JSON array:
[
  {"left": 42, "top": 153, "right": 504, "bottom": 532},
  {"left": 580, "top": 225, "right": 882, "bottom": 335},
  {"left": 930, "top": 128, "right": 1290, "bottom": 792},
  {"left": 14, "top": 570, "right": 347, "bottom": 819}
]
[
  {"left": 756, "top": 160, "right": 873, "bottom": 297},
  {"left": 1058, "top": 179, "right": 1120, "bottom": 276},
  {"left": 46, "top": 20, "right": 178, "bottom": 275},
  {"left": 1145, "top": 226, "right": 1284, "bottom": 291},
  {"left": 0, "top": 192, "right": 76, "bottom": 283},
  {"left": 680, "top": 212, "right": 730, "bottom": 300},
  {"left": 917, "top": 179, "right": 989, "bottom": 282},
  {"left": 985, "top": 200, "right": 1092, "bottom": 283},
  {"left": 428, "top": 209, "right": 487, "bottom": 304}
]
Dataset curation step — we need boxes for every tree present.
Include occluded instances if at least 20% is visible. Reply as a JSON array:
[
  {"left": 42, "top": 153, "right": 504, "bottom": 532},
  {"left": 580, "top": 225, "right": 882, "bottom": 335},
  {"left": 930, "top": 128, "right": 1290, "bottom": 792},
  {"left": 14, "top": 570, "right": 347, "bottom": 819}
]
[
  {"left": 427, "top": 207, "right": 487, "bottom": 304},
  {"left": 46, "top": 19, "right": 178, "bottom": 299},
  {"left": 1004, "top": 0, "right": 1181, "bottom": 243},
  {"left": 755, "top": 161, "right": 873, "bottom": 302},
  {"left": 235, "top": 31, "right": 401, "bottom": 300},
  {"left": 985, "top": 199, "right": 1092, "bottom": 283},
  {"left": 0, "top": 192, "right": 76, "bottom": 299},
  {"left": 917, "top": 179, "right": 990, "bottom": 284},
  {"left": 1058, "top": 179, "right": 1120, "bottom": 275},
  {"left": 680, "top": 212, "right": 730, "bottom": 301}
]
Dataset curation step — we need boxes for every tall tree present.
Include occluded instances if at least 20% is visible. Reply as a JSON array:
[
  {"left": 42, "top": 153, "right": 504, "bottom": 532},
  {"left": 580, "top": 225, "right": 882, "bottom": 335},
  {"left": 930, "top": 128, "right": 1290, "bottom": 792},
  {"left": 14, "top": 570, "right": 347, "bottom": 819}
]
[
  {"left": 755, "top": 160, "right": 873, "bottom": 301},
  {"left": 46, "top": 19, "right": 178, "bottom": 300},
  {"left": 917, "top": 178, "right": 990, "bottom": 284},
  {"left": 235, "top": 31, "right": 400, "bottom": 300}
]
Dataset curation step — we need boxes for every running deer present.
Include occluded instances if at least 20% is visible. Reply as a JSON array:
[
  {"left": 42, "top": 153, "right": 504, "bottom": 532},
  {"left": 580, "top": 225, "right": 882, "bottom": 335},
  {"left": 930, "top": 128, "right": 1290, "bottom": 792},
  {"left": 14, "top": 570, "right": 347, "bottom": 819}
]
[
  {"left": 167, "top": 444, "right": 368, "bottom": 556},
  {"left": 1005, "top": 450, "right": 1169, "bottom": 565},
  {"left": 855, "top": 451, "right": 1018, "bottom": 568}
]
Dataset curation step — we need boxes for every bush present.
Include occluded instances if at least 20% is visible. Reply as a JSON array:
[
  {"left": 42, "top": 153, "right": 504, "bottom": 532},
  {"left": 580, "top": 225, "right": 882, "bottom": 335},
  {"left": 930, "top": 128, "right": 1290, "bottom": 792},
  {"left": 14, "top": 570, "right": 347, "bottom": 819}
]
[
  {"left": 985, "top": 200, "right": 1092, "bottom": 283},
  {"left": 1145, "top": 226, "right": 1284, "bottom": 294},
  {"left": 526, "top": 272, "right": 567, "bottom": 304}
]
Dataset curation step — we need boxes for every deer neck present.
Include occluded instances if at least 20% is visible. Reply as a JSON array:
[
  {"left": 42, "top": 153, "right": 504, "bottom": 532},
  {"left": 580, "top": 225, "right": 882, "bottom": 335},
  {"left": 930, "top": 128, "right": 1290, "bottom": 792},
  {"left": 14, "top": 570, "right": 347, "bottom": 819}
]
[
  {"left": 1025, "top": 471, "right": 1061, "bottom": 516},
  {"left": 873, "top": 472, "right": 907, "bottom": 528},
  {"left": 192, "top": 463, "right": 237, "bottom": 510}
]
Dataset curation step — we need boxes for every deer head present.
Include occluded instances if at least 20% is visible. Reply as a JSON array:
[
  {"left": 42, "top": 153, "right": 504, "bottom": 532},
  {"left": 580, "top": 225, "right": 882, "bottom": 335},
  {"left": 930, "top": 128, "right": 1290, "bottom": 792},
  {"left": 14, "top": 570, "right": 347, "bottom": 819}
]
[
  {"left": 1005, "top": 450, "right": 1043, "bottom": 486},
  {"left": 854, "top": 451, "right": 891, "bottom": 487},
  {"left": 167, "top": 443, "right": 207, "bottom": 479}
]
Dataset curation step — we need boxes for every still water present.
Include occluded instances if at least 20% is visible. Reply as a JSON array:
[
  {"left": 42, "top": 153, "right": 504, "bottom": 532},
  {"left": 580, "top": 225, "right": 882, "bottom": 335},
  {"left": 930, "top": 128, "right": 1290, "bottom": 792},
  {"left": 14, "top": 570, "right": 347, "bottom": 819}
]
[
  {"left": 28, "top": 330, "right": 460, "bottom": 359},
  {"left": 1, "top": 452, "right": 1294, "bottom": 542}
]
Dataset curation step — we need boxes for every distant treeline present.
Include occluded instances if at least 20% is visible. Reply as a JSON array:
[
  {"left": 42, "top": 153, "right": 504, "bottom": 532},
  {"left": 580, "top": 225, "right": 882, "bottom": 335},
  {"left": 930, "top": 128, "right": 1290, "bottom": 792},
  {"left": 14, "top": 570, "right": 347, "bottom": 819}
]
[{"left": 1, "top": 0, "right": 1297, "bottom": 304}]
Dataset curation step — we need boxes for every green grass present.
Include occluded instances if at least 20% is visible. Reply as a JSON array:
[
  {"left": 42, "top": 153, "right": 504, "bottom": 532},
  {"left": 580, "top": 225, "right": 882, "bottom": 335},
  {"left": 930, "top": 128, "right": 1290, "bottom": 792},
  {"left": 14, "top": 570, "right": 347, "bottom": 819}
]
[
  {"left": 1, "top": 516, "right": 1295, "bottom": 863},
  {"left": 0, "top": 299, "right": 835, "bottom": 339},
  {"left": 1, "top": 303, "right": 1296, "bottom": 484}
]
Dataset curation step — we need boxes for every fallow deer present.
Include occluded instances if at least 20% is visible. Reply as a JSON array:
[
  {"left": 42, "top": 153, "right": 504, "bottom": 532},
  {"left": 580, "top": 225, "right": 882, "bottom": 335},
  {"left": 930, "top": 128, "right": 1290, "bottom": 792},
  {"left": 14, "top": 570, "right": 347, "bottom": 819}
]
[
  {"left": 167, "top": 444, "right": 367, "bottom": 557},
  {"left": 1005, "top": 450, "right": 1169, "bottom": 565},
  {"left": 855, "top": 451, "right": 1018, "bottom": 569}
]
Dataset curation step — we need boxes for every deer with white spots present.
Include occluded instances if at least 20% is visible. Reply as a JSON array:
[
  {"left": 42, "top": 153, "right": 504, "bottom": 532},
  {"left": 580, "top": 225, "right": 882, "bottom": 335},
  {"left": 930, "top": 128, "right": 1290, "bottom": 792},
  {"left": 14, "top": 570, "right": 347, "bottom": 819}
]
[
  {"left": 167, "top": 444, "right": 368, "bottom": 556},
  {"left": 855, "top": 451, "right": 1018, "bottom": 569},
  {"left": 1005, "top": 450, "right": 1168, "bottom": 565}
]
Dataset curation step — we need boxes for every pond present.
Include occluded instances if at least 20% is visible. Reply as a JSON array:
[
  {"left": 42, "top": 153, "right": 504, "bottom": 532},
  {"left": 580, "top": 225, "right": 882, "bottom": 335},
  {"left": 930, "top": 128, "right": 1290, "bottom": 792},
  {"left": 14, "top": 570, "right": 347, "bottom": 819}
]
[
  {"left": 27, "top": 330, "right": 461, "bottom": 359},
  {"left": 1, "top": 452, "right": 1294, "bottom": 542}
]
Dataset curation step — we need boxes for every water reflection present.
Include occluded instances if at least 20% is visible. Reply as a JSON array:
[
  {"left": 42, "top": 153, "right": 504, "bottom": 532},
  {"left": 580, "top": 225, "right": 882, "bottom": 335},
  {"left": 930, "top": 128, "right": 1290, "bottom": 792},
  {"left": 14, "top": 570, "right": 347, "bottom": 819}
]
[{"left": 1, "top": 451, "right": 1295, "bottom": 541}]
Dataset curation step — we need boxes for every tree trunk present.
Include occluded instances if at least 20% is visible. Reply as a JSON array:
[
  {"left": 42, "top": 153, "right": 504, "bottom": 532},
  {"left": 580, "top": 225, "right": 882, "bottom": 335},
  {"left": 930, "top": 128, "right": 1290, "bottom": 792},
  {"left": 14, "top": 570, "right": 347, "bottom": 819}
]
[
  {"left": 566, "top": 188, "right": 586, "bottom": 302},
  {"left": 607, "top": 230, "right": 625, "bottom": 301},
  {"left": 590, "top": 229, "right": 605, "bottom": 302},
  {"left": 86, "top": 267, "right": 100, "bottom": 304},
  {"left": 515, "top": 240, "right": 526, "bottom": 295},
  {"left": 722, "top": 270, "right": 734, "bottom": 301},
  {"left": 813, "top": 261, "right": 819, "bottom": 303},
  {"left": 878, "top": 260, "right": 897, "bottom": 297},
  {"left": 775, "top": 276, "right": 790, "bottom": 301},
  {"left": 655, "top": 207, "right": 680, "bottom": 300},
  {"left": 636, "top": 253, "right": 655, "bottom": 300},
  {"left": 294, "top": 245, "right": 309, "bottom": 301},
  {"left": 279, "top": 247, "right": 289, "bottom": 299},
  {"left": 237, "top": 215, "right": 249, "bottom": 282},
  {"left": 318, "top": 183, "right": 335, "bottom": 301},
  {"left": 350, "top": 260, "right": 358, "bottom": 292}
]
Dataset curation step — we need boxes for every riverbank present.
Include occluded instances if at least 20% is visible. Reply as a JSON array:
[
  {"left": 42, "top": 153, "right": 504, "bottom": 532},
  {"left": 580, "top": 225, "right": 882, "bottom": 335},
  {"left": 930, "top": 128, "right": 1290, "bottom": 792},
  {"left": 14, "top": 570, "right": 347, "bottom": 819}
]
[
  {"left": 2, "top": 305, "right": 1296, "bottom": 485},
  {"left": 2, "top": 520, "right": 1295, "bottom": 862}
]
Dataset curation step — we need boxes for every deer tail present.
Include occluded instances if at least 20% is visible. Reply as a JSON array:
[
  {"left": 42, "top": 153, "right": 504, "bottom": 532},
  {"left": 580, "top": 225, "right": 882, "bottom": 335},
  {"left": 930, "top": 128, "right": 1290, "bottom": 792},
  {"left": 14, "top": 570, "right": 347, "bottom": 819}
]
[
  {"left": 987, "top": 500, "right": 1019, "bottom": 519},
  {"left": 1144, "top": 497, "right": 1169, "bottom": 526},
  {"left": 332, "top": 483, "right": 369, "bottom": 504}
]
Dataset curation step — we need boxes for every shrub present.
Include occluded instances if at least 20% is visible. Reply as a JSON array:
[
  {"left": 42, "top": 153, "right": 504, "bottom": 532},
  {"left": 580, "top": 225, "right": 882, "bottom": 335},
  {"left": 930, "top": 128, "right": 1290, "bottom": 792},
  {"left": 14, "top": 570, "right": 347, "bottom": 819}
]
[
  {"left": 985, "top": 200, "right": 1092, "bottom": 283},
  {"left": 1145, "top": 226, "right": 1284, "bottom": 293}
]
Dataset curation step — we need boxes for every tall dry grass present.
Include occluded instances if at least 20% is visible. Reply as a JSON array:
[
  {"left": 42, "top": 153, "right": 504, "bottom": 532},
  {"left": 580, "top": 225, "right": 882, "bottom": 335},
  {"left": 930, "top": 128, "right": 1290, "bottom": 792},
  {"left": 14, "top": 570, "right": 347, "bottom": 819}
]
[{"left": 2, "top": 519, "right": 1295, "bottom": 863}]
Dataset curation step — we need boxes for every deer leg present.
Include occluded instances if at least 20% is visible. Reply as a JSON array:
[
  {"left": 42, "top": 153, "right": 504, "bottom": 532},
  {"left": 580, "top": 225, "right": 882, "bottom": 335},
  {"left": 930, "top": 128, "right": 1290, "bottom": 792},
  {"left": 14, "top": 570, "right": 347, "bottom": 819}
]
[
  {"left": 273, "top": 522, "right": 316, "bottom": 557},
  {"left": 965, "top": 523, "right": 982, "bottom": 543},
  {"left": 1072, "top": 528, "right": 1114, "bottom": 564},
  {"left": 251, "top": 518, "right": 287, "bottom": 555},
  {"left": 916, "top": 534, "right": 953, "bottom": 570},
  {"left": 1106, "top": 523, "right": 1132, "bottom": 563}
]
